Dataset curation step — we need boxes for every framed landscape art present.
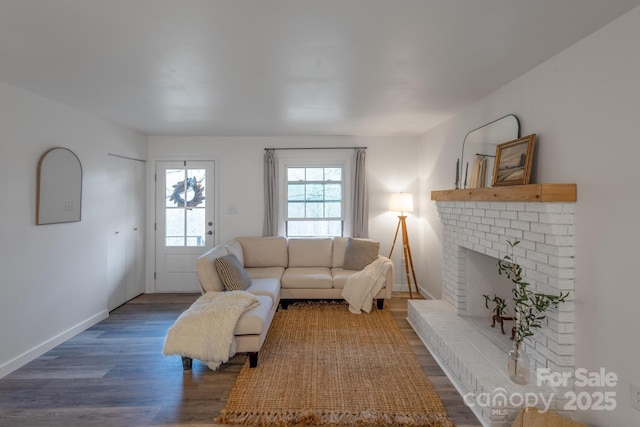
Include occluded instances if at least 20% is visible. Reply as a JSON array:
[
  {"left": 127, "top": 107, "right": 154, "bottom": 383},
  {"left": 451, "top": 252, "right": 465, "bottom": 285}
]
[{"left": 491, "top": 134, "right": 536, "bottom": 186}]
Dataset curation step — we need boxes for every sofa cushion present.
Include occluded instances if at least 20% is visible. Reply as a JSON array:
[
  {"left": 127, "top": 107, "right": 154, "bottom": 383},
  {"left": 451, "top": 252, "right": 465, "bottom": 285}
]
[
  {"left": 287, "top": 238, "right": 333, "bottom": 267},
  {"left": 234, "top": 295, "right": 272, "bottom": 335},
  {"left": 224, "top": 239, "right": 244, "bottom": 266},
  {"left": 238, "top": 237, "right": 288, "bottom": 268},
  {"left": 245, "top": 266, "right": 285, "bottom": 280},
  {"left": 330, "top": 267, "right": 358, "bottom": 289},
  {"left": 342, "top": 238, "right": 380, "bottom": 270},
  {"left": 195, "top": 245, "right": 229, "bottom": 292},
  {"left": 246, "top": 277, "right": 280, "bottom": 305},
  {"left": 281, "top": 267, "right": 333, "bottom": 289},
  {"left": 332, "top": 237, "right": 349, "bottom": 268},
  {"left": 215, "top": 254, "right": 252, "bottom": 291}
]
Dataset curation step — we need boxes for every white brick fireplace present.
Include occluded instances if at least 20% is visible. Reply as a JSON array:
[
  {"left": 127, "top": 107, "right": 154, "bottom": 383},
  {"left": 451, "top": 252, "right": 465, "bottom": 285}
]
[{"left": 408, "top": 197, "right": 576, "bottom": 426}]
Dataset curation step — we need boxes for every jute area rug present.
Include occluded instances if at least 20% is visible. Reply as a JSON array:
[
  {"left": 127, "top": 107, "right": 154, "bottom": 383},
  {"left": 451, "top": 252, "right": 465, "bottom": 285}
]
[{"left": 215, "top": 302, "right": 453, "bottom": 426}]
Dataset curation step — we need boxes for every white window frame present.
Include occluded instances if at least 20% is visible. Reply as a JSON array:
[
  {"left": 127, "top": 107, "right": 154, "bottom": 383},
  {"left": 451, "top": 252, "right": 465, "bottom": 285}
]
[{"left": 277, "top": 150, "right": 353, "bottom": 237}]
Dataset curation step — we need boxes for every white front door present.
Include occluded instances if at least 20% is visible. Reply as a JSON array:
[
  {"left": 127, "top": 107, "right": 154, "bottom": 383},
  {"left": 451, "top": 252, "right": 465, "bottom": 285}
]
[{"left": 155, "top": 160, "right": 215, "bottom": 292}]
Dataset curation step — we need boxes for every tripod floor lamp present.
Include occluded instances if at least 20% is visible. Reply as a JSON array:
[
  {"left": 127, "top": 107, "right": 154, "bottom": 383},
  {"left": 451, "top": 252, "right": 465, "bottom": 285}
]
[{"left": 388, "top": 192, "right": 419, "bottom": 298}]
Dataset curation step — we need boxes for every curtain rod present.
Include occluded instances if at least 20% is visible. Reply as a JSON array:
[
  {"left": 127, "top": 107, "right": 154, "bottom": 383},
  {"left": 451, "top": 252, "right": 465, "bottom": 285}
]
[{"left": 265, "top": 146, "right": 366, "bottom": 151}]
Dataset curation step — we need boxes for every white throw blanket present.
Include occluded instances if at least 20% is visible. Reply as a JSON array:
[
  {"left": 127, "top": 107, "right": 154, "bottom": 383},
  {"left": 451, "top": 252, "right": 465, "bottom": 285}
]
[
  {"left": 341, "top": 257, "right": 393, "bottom": 314},
  {"left": 162, "top": 290, "right": 260, "bottom": 370}
]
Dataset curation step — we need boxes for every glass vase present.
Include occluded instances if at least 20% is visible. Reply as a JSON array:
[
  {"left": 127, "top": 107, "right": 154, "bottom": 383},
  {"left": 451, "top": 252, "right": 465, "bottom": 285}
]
[{"left": 507, "top": 344, "right": 530, "bottom": 385}]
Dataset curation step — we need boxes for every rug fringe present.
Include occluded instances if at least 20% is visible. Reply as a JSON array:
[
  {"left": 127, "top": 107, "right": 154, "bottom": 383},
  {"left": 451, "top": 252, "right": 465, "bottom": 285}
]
[{"left": 215, "top": 409, "right": 454, "bottom": 427}]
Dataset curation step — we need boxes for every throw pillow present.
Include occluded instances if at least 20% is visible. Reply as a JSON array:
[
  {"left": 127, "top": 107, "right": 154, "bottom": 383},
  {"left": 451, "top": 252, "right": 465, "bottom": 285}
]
[
  {"left": 342, "top": 238, "right": 380, "bottom": 271},
  {"left": 214, "top": 254, "right": 252, "bottom": 291}
]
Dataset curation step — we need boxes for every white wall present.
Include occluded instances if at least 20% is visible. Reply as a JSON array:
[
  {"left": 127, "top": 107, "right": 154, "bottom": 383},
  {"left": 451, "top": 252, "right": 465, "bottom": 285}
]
[
  {"left": 419, "top": 6, "right": 640, "bottom": 425},
  {"left": 0, "top": 82, "right": 147, "bottom": 377},
  {"left": 147, "top": 136, "right": 421, "bottom": 291}
]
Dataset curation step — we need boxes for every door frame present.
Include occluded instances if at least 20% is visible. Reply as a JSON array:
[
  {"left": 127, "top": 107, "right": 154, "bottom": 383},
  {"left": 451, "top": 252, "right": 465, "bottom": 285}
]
[{"left": 145, "top": 156, "right": 219, "bottom": 293}]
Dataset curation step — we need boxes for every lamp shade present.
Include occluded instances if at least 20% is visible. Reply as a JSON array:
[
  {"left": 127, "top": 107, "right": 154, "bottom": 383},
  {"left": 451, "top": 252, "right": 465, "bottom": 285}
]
[{"left": 389, "top": 192, "right": 414, "bottom": 213}]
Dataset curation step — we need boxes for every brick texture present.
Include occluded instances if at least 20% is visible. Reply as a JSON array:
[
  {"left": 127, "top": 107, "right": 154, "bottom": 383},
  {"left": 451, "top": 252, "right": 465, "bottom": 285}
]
[{"left": 423, "top": 200, "right": 577, "bottom": 425}]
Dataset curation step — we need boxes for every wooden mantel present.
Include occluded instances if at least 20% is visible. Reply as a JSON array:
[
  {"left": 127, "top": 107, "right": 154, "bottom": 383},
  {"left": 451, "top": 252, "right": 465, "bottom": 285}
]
[{"left": 431, "top": 183, "right": 576, "bottom": 202}]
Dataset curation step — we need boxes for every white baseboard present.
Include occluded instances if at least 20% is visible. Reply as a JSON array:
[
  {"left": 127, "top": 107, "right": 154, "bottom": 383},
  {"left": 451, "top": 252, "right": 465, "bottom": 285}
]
[
  {"left": 392, "top": 284, "right": 437, "bottom": 301},
  {"left": 393, "top": 283, "right": 410, "bottom": 292},
  {"left": 420, "top": 287, "right": 436, "bottom": 300},
  {"left": 0, "top": 310, "right": 109, "bottom": 379}
]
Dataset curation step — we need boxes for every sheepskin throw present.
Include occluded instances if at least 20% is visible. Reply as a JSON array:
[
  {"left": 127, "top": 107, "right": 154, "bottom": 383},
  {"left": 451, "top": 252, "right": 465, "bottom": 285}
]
[{"left": 162, "top": 291, "right": 259, "bottom": 370}]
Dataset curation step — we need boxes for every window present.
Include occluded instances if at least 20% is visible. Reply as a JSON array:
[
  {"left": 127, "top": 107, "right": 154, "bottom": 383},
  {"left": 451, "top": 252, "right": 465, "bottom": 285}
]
[
  {"left": 276, "top": 149, "right": 353, "bottom": 237},
  {"left": 285, "top": 166, "right": 343, "bottom": 237}
]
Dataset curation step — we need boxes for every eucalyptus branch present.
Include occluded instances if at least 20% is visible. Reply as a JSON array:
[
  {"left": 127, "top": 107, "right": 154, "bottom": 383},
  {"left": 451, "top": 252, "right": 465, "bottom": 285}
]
[{"left": 497, "top": 240, "right": 569, "bottom": 350}]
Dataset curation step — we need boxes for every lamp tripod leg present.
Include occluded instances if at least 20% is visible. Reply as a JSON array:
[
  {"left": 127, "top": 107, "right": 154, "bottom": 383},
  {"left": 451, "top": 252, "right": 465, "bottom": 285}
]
[
  {"left": 389, "top": 215, "right": 420, "bottom": 299},
  {"left": 405, "top": 241, "right": 419, "bottom": 297},
  {"left": 401, "top": 217, "right": 420, "bottom": 298},
  {"left": 403, "top": 241, "right": 413, "bottom": 299},
  {"left": 388, "top": 218, "right": 402, "bottom": 259}
]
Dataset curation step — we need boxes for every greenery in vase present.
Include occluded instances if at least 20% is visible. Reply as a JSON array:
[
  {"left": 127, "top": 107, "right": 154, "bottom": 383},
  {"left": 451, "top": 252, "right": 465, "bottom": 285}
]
[{"left": 498, "top": 239, "right": 569, "bottom": 354}]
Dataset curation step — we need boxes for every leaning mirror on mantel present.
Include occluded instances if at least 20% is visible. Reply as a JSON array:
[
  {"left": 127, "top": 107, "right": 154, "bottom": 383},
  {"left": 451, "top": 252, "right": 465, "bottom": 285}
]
[
  {"left": 36, "top": 147, "right": 83, "bottom": 225},
  {"left": 461, "top": 114, "right": 519, "bottom": 189}
]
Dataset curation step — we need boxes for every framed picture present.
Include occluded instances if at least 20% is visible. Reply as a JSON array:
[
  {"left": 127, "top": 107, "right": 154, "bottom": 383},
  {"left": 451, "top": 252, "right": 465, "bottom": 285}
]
[{"left": 491, "top": 134, "right": 536, "bottom": 186}]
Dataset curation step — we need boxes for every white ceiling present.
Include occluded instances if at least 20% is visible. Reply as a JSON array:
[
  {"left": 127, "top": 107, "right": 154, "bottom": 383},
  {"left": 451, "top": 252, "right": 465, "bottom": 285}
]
[{"left": 1, "top": 0, "right": 639, "bottom": 137}]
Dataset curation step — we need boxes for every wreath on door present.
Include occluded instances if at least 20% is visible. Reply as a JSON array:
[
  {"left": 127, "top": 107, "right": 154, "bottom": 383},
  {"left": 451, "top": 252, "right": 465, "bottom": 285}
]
[{"left": 169, "top": 177, "right": 205, "bottom": 207}]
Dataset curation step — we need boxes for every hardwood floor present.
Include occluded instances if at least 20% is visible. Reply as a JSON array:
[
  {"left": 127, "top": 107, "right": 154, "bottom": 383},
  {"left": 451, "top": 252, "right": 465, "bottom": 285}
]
[{"left": 0, "top": 293, "right": 481, "bottom": 427}]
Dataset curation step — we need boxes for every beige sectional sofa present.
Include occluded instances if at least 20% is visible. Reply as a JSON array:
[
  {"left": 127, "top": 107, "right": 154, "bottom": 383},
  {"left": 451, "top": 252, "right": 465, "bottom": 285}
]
[{"left": 193, "top": 236, "right": 394, "bottom": 368}]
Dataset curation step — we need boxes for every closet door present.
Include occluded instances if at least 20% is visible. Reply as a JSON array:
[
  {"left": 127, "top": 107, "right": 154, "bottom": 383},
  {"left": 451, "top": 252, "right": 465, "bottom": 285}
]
[
  {"left": 107, "top": 156, "right": 128, "bottom": 310},
  {"left": 125, "top": 160, "right": 146, "bottom": 301},
  {"left": 107, "top": 155, "right": 146, "bottom": 310}
]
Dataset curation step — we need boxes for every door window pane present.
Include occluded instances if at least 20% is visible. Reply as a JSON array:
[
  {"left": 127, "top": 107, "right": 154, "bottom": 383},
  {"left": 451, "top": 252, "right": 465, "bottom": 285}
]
[
  {"left": 165, "top": 167, "right": 207, "bottom": 247},
  {"left": 166, "top": 209, "right": 185, "bottom": 246},
  {"left": 166, "top": 169, "right": 184, "bottom": 207},
  {"left": 186, "top": 209, "right": 205, "bottom": 247},
  {"left": 187, "top": 169, "right": 206, "bottom": 207}
]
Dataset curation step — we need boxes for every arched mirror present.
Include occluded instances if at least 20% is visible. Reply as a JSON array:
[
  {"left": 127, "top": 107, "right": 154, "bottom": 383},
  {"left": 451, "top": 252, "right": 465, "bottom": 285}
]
[
  {"left": 36, "top": 147, "right": 83, "bottom": 225},
  {"left": 461, "top": 114, "right": 519, "bottom": 188}
]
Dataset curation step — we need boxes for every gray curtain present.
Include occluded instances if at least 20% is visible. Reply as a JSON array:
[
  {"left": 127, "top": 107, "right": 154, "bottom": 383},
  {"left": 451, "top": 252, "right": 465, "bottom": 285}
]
[
  {"left": 352, "top": 148, "right": 369, "bottom": 238},
  {"left": 263, "top": 149, "right": 277, "bottom": 236}
]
